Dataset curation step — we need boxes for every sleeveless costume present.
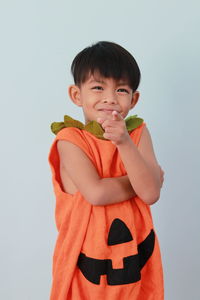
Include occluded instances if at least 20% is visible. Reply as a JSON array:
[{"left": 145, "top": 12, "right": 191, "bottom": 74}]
[{"left": 48, "top": 115, "right": 164, "bottom": 300}]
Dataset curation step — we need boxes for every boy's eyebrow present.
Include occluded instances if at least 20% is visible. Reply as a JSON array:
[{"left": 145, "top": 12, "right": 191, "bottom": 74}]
[
  {"left": 88, "top": 79, "right": 129, "bottom": 85},
  {"left": 88, "top": 79, "right": 105, "bottom": 84}
]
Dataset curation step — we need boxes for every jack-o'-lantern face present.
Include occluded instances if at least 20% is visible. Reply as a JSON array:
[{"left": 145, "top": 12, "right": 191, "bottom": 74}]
[{"left": 78, "top": 218, "right": 155, "bottom": 285}]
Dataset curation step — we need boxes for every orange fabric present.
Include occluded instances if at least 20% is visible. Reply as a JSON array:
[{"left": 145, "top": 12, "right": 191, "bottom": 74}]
[{"left": 48, "top": 122, "right": 164, "bottom": 300}]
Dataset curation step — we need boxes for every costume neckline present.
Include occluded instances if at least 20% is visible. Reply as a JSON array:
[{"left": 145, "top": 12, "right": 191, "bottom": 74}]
[{"left": 51, "top": 114, "right": 144, "bottom": 140}]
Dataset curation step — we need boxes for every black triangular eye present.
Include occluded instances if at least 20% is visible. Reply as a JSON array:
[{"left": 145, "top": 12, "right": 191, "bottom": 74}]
[{"left": 108, "top": 218, "right": 133, "bottom": 246}]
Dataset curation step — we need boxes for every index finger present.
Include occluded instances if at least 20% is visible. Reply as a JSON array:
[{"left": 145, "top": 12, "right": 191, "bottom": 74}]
[{"left": 112, "top": 110, "right": 123, "bottom": 121}]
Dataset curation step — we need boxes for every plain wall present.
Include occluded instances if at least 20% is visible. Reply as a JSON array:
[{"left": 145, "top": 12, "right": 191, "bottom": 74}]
[{"left": 0, "top": 0, "right": 200, "bottom": 299}]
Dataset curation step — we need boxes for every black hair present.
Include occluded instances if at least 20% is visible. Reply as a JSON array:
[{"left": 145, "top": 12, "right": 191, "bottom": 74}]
[{"left": 70, "top": 41, "right": 141, "bottom": 92}]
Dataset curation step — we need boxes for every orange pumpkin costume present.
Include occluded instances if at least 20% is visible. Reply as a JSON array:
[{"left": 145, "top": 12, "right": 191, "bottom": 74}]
[{"left": 48, "top": 115, "right": 164, "bottom": 300}]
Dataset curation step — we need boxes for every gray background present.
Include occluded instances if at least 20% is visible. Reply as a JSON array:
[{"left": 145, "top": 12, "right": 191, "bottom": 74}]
[{"left": 1, "top": 0, "right": 200, "bottom": 299}]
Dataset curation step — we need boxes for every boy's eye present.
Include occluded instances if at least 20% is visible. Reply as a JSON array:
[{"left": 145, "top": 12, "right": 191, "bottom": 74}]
[
  {"left": 92, "top": 86, "right": 103, "bottom": 90},
  {"left": 91, "top": 86, "right": 129, "bottom": 93},
  {"left": 118, "top": 88, "right": 129, "bottom": 93}
]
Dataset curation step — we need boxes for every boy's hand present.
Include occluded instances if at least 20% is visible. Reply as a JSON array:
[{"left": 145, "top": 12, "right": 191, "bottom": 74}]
[{"left": 97, "top": 111, "right": 130, "bottom": 146}]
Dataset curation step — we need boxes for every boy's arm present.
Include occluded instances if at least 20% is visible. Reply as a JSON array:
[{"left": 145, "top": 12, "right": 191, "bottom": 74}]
[
  {"left": 117, "top": 126, "right": 163, "bottom": 205},
  {"left": 96, "top": 175, "right": 137, "bottom": 205},
  {"left": 57, "top": 140, "right": 137, "bottom": 206},
  {"left": 100, "top": 164, "right": 164, "bottom": 205},
  {"left": 96, "top": 159, "right": 164, "bottom": 206}
]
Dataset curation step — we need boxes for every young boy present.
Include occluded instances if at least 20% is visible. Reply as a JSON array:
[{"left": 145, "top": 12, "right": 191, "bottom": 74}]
[{"left": 48, "top": 41, "right": 164, "bottom": 300}]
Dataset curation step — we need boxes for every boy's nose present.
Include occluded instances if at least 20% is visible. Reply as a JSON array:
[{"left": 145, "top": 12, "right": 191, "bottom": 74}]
[{"left": 102, "top": 93, "right": 117, "bottom": 104}]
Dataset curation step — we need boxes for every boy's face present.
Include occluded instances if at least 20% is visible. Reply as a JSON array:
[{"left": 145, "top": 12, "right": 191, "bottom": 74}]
[{"left": 68, "top": 72, "right": 139, "bottom": 124}]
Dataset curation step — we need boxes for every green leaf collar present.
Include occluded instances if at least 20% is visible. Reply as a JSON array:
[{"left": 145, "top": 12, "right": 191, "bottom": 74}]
[{"left": 51, "top": 115, "right": 144, "bottom": 140}]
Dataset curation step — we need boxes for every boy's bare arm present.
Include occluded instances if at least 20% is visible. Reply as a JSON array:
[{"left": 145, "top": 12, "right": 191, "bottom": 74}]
[
  {"left": 57, "top": 140, "right": 137, "bottom": 206},
  {"left": 117, "top": 126, "right": 163, "bottom": 205},
  {"left": 95, "top": 175, "right": 137, "bottom": 205},
  {"left": 94, "top": 165, "right": 164, "bottom": 206}
]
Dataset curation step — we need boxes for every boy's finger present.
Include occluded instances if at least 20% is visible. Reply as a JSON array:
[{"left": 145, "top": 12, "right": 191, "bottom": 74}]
[{"left": 112, "top": 110, "right": 123, "bottom": 120}]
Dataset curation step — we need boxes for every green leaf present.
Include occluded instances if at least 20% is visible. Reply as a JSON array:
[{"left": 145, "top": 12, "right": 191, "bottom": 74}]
[
  {"left": 125, "top": 115, "right": 144, "bottom": 132},
  {"left": 84, "top": 121, "right": 106, "bottom": 140},
  {"left": 64, "top": 115, "right": 84, "bottom": 130},
  {"left": 50, "top": 114, "right": 144, "bottom": 138},
  {"left": 51, "top": 122, "right": 65, "bottom": 135}
]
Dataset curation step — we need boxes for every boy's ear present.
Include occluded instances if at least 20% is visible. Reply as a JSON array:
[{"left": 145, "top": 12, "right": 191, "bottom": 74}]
[
  {"left": 68, "top": 85, "right": 83, "bottom": 107},
  {"left": 130, "top": 91, "right": 140, "bottom": 109}
]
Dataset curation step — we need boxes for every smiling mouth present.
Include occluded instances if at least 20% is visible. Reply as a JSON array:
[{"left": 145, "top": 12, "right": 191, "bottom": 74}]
[
  {"left": 77, "top": 229, "right": 155, "bottom": 285},
  {"left": 99, "top": 109, "right": 118, "bottom": 113},
  {"left": 100, "top": 110, "right": 114, "bottom": 113}
]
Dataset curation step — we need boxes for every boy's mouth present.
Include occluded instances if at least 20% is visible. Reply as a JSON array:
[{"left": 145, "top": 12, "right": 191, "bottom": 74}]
[
  {"left": 98, "top": 109, "right": 119, "bottom": 113},
  {"left": 99, "top": 110, "right": 114, "bottom": 113}
]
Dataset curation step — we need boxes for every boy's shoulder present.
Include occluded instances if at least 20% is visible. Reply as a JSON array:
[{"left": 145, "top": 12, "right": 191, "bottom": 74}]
[
  {"left": 56, "top": 126, "right": 83, "bottom": 139},
  {"left": 55, "top": 126, "right": 91, "bottom": 156}
]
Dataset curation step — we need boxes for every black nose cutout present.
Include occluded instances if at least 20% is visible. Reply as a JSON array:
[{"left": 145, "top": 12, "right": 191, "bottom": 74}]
[{"left": 107, "top": 218, "right": 133, "bottom": 245}]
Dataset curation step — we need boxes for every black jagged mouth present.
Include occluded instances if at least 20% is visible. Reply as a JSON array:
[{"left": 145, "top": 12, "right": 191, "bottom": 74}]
[{"left": 77, "top": 229, "right": 155, "bottom": 285}]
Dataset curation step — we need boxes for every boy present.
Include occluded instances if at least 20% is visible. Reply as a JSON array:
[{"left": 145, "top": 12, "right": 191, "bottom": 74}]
[{"left": 48, "top": 41, "right": 164, "bottom": 299}]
